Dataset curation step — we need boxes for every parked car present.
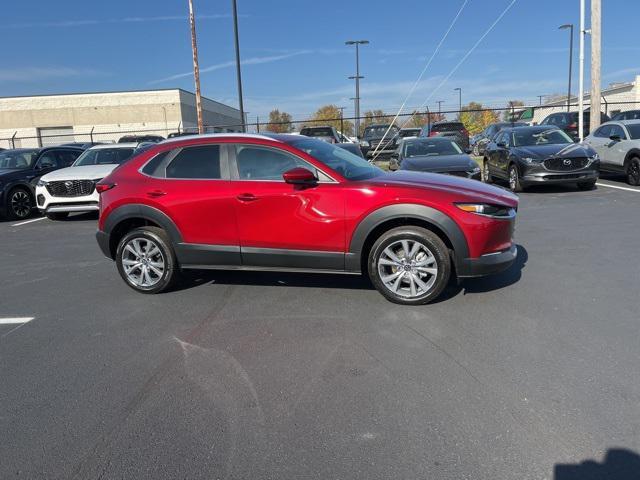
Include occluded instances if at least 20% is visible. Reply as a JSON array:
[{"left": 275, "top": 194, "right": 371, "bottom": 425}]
[
  {"left": 118, "top": 134, "right": 165, "bottom": 144},
  {"left": 421, "top": 121, "right": 470, "bottom": 150},
  {"left": 611, "top": 110, "right": 640, "bottom": 121},
  {"left": 299, "top": 126, "right": 341, "bottom": 144},
  {"left": 336, "top": 142, "right": 365, "bottom": 158},
  {"left": 472, "top": 122, "right": 526, "bottom": 156},
  {"left": 482, "top": 126, "right": 599, "bottom": 192},
  {"left": 0, "top": 146, "right": 87, "bottom": 220},
  {"left": 362, "top": 124, "right": 400, "bottom": 158},
  {"left": 36, "top": 143, "right": 144, "bottom": 220},
  {"left": 390, "top": 137, "right": 481, "bottom": 179},
  {"left": 583, "top": 120, "right": 640, "bottom": 185},
  {"left": 95, "top": 133, "right": 518, "bottom": 305},
  {"left": 539, "top": 110, "right": 610, "bottom": 141},
  {"left": 167, "top": 131, "right": 198, "bottom": 139}
]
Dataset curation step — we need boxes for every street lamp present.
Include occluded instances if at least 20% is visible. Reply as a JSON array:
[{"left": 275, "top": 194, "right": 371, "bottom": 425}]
[
  {"left": 232, "top": 0, "right": 246, "bottom": 132},
  {"left": 454, "top": 87, "right": 462, "bottom": 114},
  {"left": 345, "top": 40, "right": 369, "bottom": 137},
  {"left": 559, "top": 23, "right": 574, "bottom": 112}
]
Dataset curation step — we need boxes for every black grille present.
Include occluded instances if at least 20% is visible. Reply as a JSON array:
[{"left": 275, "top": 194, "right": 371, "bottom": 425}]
[
  {"left": 46, "top": 180, "right": 95, "bottom": 197},
  {"left": 544, "top": 157, "right": 589, "bottom": 171}
]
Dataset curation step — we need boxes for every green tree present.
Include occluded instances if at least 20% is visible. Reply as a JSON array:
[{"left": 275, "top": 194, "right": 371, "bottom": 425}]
[
  {"left": 265, "top": 109, "right": 293, "bottom": 133},
  {"left": 458, "top": 102, "right": 499, "bottom": 134},
  {"left": 360, "top": 109, "right": 393, "bottom": 136},
  {"left": 307, "top": 104, "right": 354, "bottom": 136},
  {"left": 402, "top": 111, "right": 445, "bottom": 129}
]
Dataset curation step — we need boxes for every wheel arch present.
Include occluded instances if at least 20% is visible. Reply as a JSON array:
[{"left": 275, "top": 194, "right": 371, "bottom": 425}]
[
  {"left": 623, "top": 149, "right": 640, "bottom": 170},
  {"left": 102, "top": 204, "right": 182, "bottom": 259},
  {"left": 346, "top": 204, "right": 469, "bottom": 273}
]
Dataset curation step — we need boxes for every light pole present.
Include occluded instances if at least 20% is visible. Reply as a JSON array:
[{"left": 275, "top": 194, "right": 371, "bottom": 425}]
[
  {"left": 454, "top": 87, "right": 462, "bottom": 115},
  {"left": 559, "top": 24, "right": 574, "bottom": 112},
  {"left": 537, "top": 95, "right": 545, "bottom": 105},
  {"left": 436, "top": 100, "right": 444, "bottom": 114},
  {"left": 346, "top": 40, "right": 369, "bottom": 138},
  {"left": 187, "top": 0, "right": 204, "bottom": 134},
  {"left": 231, "top": 0, "right": 245, "bottom": 132},
  {"left": 338, "top": 106, "right": 345, "bottom": 137}
]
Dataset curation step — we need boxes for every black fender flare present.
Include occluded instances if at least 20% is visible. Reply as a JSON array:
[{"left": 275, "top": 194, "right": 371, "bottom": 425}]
[
  {"left": 345, "top": 204, "right": 469, "bottom": 272},
  {"left": 102, "top": 204, "right": 183, "bottom": 245}
]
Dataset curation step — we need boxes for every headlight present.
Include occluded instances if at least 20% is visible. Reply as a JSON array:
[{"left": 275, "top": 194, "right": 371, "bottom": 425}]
[
  {"left": 455, "top": 203, "right": 514, "bottom": 218},
  {"left": 522, "top": 157, "right": 536, "bottom": 164},
  {"left": 588, "top": 153, "right": 599, "bottom": 162},
  {"left": 360, "top": 140, "right": 370, "bottom": 147},
  {"left": 37, "top": 179, "right": 48, "bottom": 187},
  {"left": 471, "top": 166, "right": 481, "bottom": 173}
]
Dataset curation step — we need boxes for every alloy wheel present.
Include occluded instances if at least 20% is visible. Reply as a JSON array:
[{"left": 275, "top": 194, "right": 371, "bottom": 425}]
[
  {"left": 377, "top": 239, "right": 438, "bottom": 299},
  {"left": 10, "top": 190, "right": 31, "bottom": 218},
  {"left": 509, "top": 167, "right": 518, "bottom": 191},
  {"left": 121, "top": 238, "right": 165, "bottom": 288}
]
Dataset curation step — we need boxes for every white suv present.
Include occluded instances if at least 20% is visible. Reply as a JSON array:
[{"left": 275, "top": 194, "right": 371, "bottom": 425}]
[
  {"left": 583, "top": 120, "right": 640, "bottom": 185},
  {"left": 36, "top": 143, "right": 144, "bottom": 220}
]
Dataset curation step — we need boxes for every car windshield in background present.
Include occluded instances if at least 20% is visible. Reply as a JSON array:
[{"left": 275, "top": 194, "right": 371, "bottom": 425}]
[
  {"left": 431, "top": 123, "right": 464, "bottom": 132},
  {"left": 286, "top": 137, "right": 383, "bottom": 181},
  {"left": 0, "top": 149, "right": 40, "bottom": 169},
  {"left": 512, "top": 129, "right": 573, "bottom": 147},
  {"left": 399, "top": 129, "right": 421, "bottom": 138},
  {"left": 364, "top": 126, "right": 398, "bottom": 138},
  {"left": 73, "top": 148, "right": 135, "bottom": 166},
  {"left": 625, "top": 124, "right": 640, "bottom": 139},
  {"left": 404, "top": 139, "right": 462, "bottom": 157},
  {"left": 301, "top": 128, "right": 333, "bottom": 137}
]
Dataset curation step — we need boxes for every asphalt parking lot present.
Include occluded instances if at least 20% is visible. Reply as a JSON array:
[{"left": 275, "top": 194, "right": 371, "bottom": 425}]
[{"left": 1, "top": 176, "right": 639, "bottom": 479}]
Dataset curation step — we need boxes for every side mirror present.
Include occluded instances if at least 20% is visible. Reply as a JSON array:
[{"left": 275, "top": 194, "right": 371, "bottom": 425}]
[
  {"left": 282, "top": 167, "right": 317, "bottom": 185},
  {"left": 609, "top": 134, "right": 621, "bottom": 142}
]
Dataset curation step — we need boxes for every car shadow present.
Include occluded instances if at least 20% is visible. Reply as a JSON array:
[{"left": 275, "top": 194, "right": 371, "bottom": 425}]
[{"left": 554, "top": 448, "right": 640, "bottom": 480}]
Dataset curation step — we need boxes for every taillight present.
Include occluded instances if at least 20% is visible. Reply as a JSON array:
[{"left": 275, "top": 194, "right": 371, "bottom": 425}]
[
  {"left": 96, "top": 182, "right": 116, "bottom": 193},
  {"left": 462, "top": 128, "right": 469, "bottom": 136},
  {"left": 428, "top": 131, "right": 438, "bottom": 137},
  {"left": 567, "top": 123, "right": 577, "bottom": 129}
]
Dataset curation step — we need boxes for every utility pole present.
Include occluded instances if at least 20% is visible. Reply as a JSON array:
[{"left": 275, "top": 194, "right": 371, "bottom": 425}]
[
  {"left": 454, "top": 87, "right": 462, "bottom": 115},
  {"left": 346, "top": 40, "right": 369, "bottom": 139},
  {"left": 578, "top": 0, "right": 586, "bottom": 141},
  {"left": 231, "top": 0, "right": 246, "bottom": 132},
  {"left": 256, "top": 115, "right": 260, "bottom": 133},
  {"left": 537, "top": 95, "right": 545, "bottom": 105},
  {"left": 436, "top": 100, "right": 444, "bottom": 113},
  {"left": 338, "top": 106, "right": 345, "bottom": 137},
  {"left": 559, "top": 24, "right": 574, "bottom": 112},
  {"left": 188, "top": 0, "right": 204, "bottom": 134},
  {"left": 590, "top": 0, "right": 602, "bottom": 132}
]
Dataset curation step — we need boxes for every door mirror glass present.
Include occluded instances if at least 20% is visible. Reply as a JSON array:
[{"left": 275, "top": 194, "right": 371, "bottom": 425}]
[{"left": 282, "top": 167, "right": 317, "bottom": 185}]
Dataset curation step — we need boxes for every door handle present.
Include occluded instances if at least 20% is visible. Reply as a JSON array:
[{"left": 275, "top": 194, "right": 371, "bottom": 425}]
[
  {"left": 147, "top": 190, "right": 167, "bottom": 198},
  {"left": 237, "top": 193, "right": 258, "bottom": 202}
]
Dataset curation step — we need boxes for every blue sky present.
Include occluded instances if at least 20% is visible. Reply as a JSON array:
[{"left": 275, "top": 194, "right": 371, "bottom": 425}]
[{"left": 2, "top": 0, "right": 638, "bottom": 120}]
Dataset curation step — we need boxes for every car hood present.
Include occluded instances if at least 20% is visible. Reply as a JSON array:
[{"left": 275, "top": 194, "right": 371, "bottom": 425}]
[
  {"left": 512, "top": 143, "right": 592, "bottom": 160},
  {"left": 41, "top": 164, "right": 118, "bottom": 181},
  {"left": 401, "top": 154, "right": 477, "bottom": 172},
  {"left": 0, "top": 168, "right": 30, "bottom": 181},
  {"left": 365, "top": 170, "right": 518, "bottom": 207}
]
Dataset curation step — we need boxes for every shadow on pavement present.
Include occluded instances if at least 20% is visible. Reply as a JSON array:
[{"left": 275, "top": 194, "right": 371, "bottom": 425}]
[
  {"left": 461, "top": 244, "right": 528, "bottom": 294},
  {"left": 554, "top": 448, "right": 640, "bottom": 480}
]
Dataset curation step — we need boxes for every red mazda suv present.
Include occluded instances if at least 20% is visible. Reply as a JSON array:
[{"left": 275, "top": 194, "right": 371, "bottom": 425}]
[{"left": 96, "top": 134, "right": 518, "bottom": 305}]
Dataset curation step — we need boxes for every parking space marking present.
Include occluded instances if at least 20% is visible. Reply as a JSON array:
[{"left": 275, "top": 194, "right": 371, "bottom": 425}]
[
  {"left": 596, "top": 182, "right": 640, "bottom": 193},
  {"left": 0, "top": 317, "right": 34, "bottom": 325},
  {"left": 11, "top": 217, "right": 46, "bottom": 227}
]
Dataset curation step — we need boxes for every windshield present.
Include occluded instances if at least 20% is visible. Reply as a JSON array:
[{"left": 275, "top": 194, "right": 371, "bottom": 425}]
[
  {"left": 301, "top": 128, "right": 333, "bottom": 137},
  {"left": 512, "top": 129, "right": 573, "bottom": 147},
  {"left": 626, "top": 124, "right": 640, "bottom": 139},
  {"left": 286, "top": 137, "right": 383, "bottom": 181},
  {"left": 398, "top": 129, "right": 421, "bottom": 138},
  {"left": 73, "top": 148, "right": 135, "bottom": 166},
  {"left": 364, "top": 126, "right": 398, "bottom": 139},
  {"left": 0, "top": 149, "right": 40, "bottom": 169},
  {"left": 403, "top": 139, "right": 462, "bottom": 157}
]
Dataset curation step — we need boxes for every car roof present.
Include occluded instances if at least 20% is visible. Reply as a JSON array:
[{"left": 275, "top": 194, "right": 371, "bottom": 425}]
[
  {"left": 160, "top": 132, "right": 281, "bottom": 146},
  {"left": 40, "top": 145, "right": 86, "bottom": 152},
  {"left": 615, "top": 119, "right": 640, "bottom": 125},
  {"left": 87, "top": 143, "right": 140, "bottom": 150}
]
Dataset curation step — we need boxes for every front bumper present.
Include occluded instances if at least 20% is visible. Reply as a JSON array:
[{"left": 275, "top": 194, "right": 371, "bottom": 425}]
[
  {"left": 521, "top": 169, "right": 598, "bottom": 185},
  {"left": 36, "top": 185, "right": 100, "bottom": 213},
  {"left": 457, "top": 244, "right": 518, "bottom": 278}
]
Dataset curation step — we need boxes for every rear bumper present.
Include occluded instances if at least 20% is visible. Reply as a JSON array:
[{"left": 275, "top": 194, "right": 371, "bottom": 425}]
[
  {"left": 456, "top": 244, "right": 517, "bottom": 278},
  {"left": 96, "top": 230, "right": 112, "bottom": 259}
]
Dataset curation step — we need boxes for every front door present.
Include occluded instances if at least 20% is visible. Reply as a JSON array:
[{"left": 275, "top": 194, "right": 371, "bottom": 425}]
[{"left": 229, "top": 143, "right": 345, "bottom": 270}]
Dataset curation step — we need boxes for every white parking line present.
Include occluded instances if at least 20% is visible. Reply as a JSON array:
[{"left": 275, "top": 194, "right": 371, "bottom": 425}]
[
  {"left": 0, "top": 317, "right": 34, "bottom": 325},
  {"left": 597, "top": 182, "right": 640, "bottom": 193},
  {"left": 11, "top": 217, "right": 46, "bottom": 227}
]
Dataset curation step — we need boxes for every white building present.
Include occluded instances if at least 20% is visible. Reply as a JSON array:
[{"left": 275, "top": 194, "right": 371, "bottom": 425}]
[
  {"left": 0, "top": 89, "right": 243, "bottom": 148},
  {"left": 529, "top": 75, "right": 640, "bottom": 124}
]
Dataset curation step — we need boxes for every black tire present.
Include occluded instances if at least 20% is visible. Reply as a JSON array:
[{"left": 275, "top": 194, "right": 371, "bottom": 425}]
[
  {"left": 481, "top": 159, "right": 492, "bottom": 183},
  {"left": 626, "top": 157, "right": 640, "bottom": 186},
  {"left": 46, "top": 212, "right": 69, "bottom": 220},
  {"left": 508, "top": 164, "right": 524, "bottom": 192},
  {"left": 577, "top": 180, "right": 597, "bottom": 191},
  {"left": 115, "top": 226, "right": 179, "bottom": 294},
  {"left": 6, "top": 187, "right": 33, "bottom": 220},
  {"left": 368, "top": 226, "right": 451, "bottom": 305}
]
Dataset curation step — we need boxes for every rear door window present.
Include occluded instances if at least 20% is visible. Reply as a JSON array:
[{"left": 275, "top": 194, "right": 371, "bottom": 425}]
[{"left": 166, "top": 145, "right": 222, "bottom": 179}]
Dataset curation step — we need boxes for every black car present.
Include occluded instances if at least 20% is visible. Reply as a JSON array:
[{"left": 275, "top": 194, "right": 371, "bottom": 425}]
[
  {"left": 0, "top": 145, "right": 87, "bottom": 220},
  {"left": 472, "top": 122, "right": 526, "bottom": 156},
  {"left": 336, "top": 142, "right": 365, "bottom": 158},
  {"left": 611, "top": 109, "right": 640, "bottom": 121},
  {"left": 118, "top": 134, "right": 165, "bottom": 144},
  {"left": 390, "top": 137, "right": 481, "bottom": 179},
  {"left": 362, "top": 123, "right": 400, "bottom": 158},
  {"left": 299, "top": 126, "right": 341, "bottom": 144},
  {"left": 540, "top": 111, "right": 610, "bottom": 141},
  {"left": 482, "top": 126, "right": 599, "bottom": 192},
  {"left": 421, "top": 121, "right": 470, "bottom": 150}
]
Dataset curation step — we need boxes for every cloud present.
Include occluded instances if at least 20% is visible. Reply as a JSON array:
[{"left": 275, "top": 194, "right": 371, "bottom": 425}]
[
  {"left": 148, "top": 51, "right": 311, "bottom": 85},
  {"left": 0, "top": 14, "right": 241, "bottom": 29},
  {"left": 0, "top": 67, "right": 104, "bottom": 83}
]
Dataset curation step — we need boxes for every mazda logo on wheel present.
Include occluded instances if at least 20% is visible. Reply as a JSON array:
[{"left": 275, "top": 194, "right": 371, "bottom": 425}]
[{"left": 563, "top": 159, "right": 572, "bottom": 166}]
